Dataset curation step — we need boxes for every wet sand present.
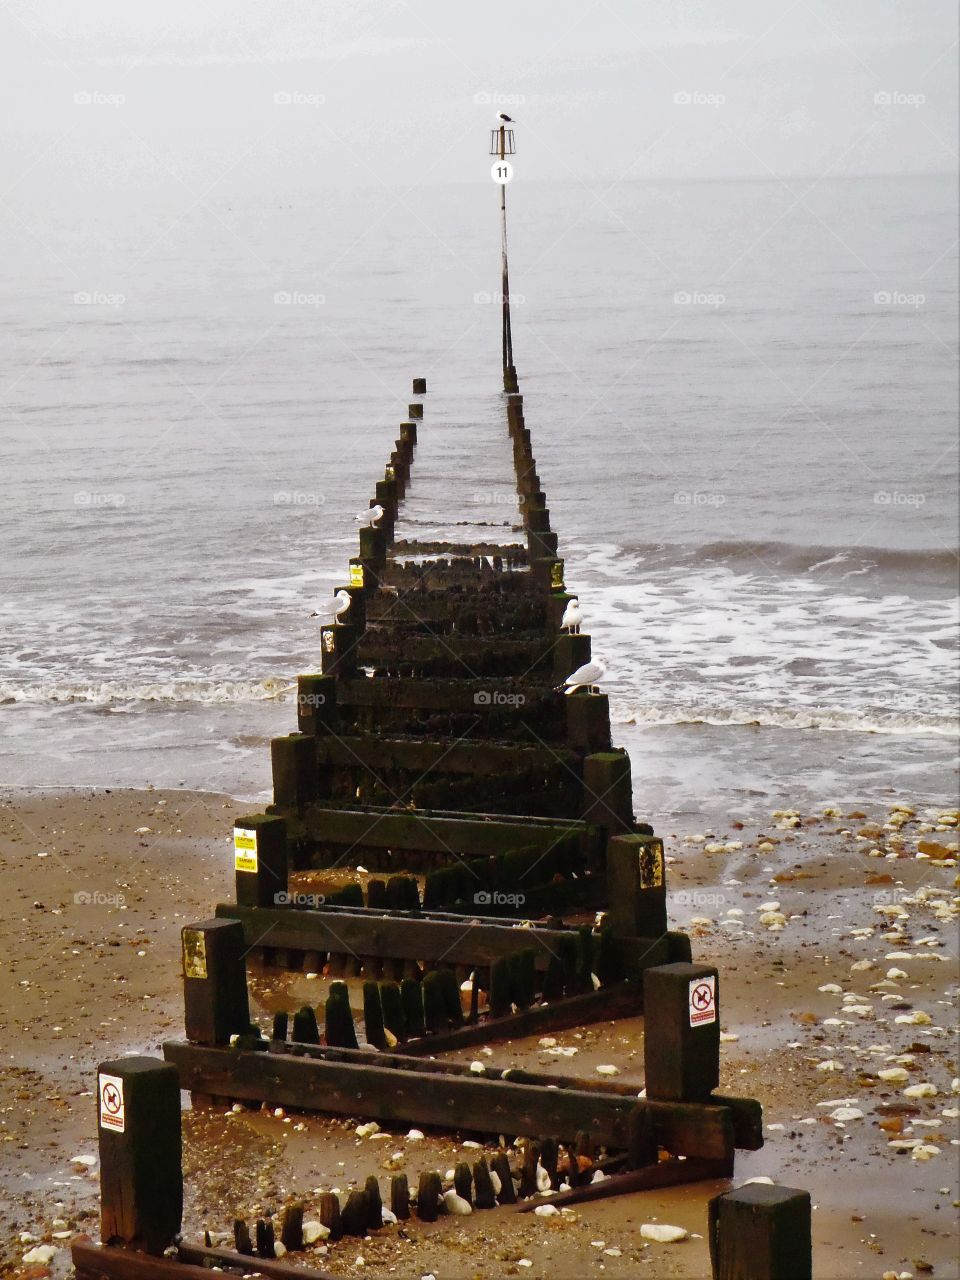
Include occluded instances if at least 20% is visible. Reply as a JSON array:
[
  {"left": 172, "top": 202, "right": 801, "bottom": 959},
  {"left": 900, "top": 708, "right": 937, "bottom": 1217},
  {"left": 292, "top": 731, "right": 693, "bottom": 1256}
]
[{"left": 1, "top": 787, "right": 957, "bottom": 1280}]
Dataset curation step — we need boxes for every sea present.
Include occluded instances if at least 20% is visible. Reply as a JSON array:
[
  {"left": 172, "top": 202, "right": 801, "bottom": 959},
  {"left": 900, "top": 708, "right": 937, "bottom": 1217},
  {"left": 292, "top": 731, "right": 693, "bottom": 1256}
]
[{"left": 1, "top": 173, "right": 957, "bottom": 820}]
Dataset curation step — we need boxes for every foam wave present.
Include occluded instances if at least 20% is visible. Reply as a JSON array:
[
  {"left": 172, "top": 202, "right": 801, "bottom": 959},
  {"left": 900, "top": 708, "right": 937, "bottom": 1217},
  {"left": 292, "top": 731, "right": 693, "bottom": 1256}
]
[
  {"left": 0, "top": 677, "right": 296, "bottom": 706},
  {"left": 605, "top": 539, "right": 958, "bottom": 581},
  {"left": 613, "top": 702, "right": 959, "bottom": 738}
]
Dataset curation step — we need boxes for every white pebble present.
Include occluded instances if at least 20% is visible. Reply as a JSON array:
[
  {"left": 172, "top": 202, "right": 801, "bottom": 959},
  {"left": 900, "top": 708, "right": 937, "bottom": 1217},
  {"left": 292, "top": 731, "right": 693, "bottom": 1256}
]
[
  {"left": 406, "top": 1128, "right": 425, "bottom": 1142},
  {"left": 903, "top": 1083, "right": 937, "bottom": 1098},
  {"left": 23, "top": 1247, "right": 58, "bottom": 1265},
  {"left": 640, "top": 1223, "right": 689, "bottom": 1243},
  {"left": 534, "top": 1203, "right": 560, "bottom": 1217},
  {"left": 443, "top": 1189, "right": 472, "bottom": 1215},
  {"left": 830, "top": 1107, "right": 864, "bottom": 1122},
  {"left": 878, "top": 1067, "right": 909, "bottom": 1083},
  {"left": 596, "top": 1064, "right": 620, "bottom": 1076}
]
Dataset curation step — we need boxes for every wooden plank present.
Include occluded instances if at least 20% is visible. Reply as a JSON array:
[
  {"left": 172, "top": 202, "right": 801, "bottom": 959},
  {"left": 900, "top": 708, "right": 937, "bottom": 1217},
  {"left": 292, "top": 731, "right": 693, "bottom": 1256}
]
[
  {"left": 384, "top": 982, "right": 646, "bottom": 1054},
  {"left": 354, "top": 639, "right": 551, "bottom": 676},
  {"left": 712, "top": 1093, "right": 765, "bottom": 1151},
  {"left": 72, "top": 1242, "right": 337, "bottom": 1280},
  {"left": 72, "top": 1245, "right": 212, "bottom": 1280},
  {"left": 293, "top": 804, "right": 591, "bottom": 857},
  {"left": 515, "top": 1157, "right": 733, "bottom": 1211},
  {"left": 162, "top": 1042, "right": 736, "bottom": 1159},
  {"left": 215, "top": 903, "right": 669, "bottom": 972},
  {"left": 392, "top": 540, "right": 526, "bottom": 556},
  {"left": 337, "top": 678, "right": 557, "bottom": 713},
  {"left": 177, "top": 1243, "right": 337, "bottom": 1279},
  {"left": 313, "top": 735, "right": 578, "bottom": 778}
]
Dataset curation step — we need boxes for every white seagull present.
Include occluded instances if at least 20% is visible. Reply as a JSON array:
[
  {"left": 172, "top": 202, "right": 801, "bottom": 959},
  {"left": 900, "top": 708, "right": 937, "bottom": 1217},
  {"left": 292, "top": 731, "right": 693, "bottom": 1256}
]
[
  {"left": 356, "top": 504, "right": 384, "bottom": 527},
  {"left": 310, "top": 588, "right": 351, "bottom": 620},
  {"left": 560, "top": 658, "right": 606, "bottom": 696},
  {"left": 560, "top": 597, "right": 583, "bottom": 634},
  {"left": 498, "top": 113, "right": 516, "bottom": 123}
]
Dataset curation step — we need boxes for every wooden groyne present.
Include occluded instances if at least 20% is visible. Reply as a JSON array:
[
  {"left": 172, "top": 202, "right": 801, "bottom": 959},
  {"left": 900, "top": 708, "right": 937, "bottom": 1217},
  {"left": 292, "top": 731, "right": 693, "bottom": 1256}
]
[{"left": 160, "top": 372, "right": 762, "bottom": 1154}]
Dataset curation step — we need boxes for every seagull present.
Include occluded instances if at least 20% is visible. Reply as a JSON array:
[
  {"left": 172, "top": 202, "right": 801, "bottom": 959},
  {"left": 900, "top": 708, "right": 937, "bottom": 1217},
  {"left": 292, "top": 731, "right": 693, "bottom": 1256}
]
[
  {"left": 560, "top": 597, "right": 583, "bottom": 634},
  {"left": 559, "top": 658, "right": 607, "bottom": 696},
  {"left": 311, "top": 588, "right": 351, "bottom": 620},
  {"left": 498, "top": 113, "right": 516, "bottom": 123},
  {"left": 356, "top": 504, "right": 384, "bottom": 527}
]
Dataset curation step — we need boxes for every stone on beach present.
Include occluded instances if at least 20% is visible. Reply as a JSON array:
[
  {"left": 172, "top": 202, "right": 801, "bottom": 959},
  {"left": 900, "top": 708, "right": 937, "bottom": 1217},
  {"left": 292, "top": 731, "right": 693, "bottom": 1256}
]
[{"left": 640, "top": 1223, "right": 689, "bottom": 1243}]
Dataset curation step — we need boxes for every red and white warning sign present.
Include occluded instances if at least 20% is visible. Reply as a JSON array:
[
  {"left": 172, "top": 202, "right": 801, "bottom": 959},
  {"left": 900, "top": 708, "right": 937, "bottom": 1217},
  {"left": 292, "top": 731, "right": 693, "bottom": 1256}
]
[
  {"left": 99, "top": 1072, "right": 125, "bottom": 1133},
  {"left": 689, "top": 975, "right": 716, "bottom": 1027}
]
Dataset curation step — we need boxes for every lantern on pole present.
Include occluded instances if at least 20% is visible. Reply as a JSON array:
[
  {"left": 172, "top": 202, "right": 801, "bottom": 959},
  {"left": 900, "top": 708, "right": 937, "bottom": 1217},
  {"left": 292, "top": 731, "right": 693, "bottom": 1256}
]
[{"left": 489, "top": 124, "right": 518, "bottom": 393}]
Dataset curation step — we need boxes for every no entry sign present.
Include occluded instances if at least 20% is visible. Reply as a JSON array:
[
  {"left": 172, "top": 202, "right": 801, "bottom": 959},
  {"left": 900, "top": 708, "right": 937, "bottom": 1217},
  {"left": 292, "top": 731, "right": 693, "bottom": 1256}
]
[
  {"left": 689, "top": 975, "right": 716, "bottom": 1027},
  {"left": 99, "top": 1072, "right": 125, "bottom": 1133}
]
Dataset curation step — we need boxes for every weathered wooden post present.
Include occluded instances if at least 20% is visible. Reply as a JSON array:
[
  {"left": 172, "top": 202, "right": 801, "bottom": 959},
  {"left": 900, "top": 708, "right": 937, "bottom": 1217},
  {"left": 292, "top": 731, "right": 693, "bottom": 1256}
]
[
  {"left": 271, "top": 734, "right": 317, "bottom": 810},
  {"left": 233, "top": 814, "right": 288, "bottom": 907},
  {"left": 181, "top": 918, "right": 250, "bottom": 1044},
  {"left": 708, "top": 1184, "right": 812, "bottom": 1280},
  {"left": 643, "top": 962, "right": 720, "bottom": 1101},
  {"left": 320, "top": 623, "right": 360, "bottom": 675},
  {"left": 296, "top": 673, "right": 338, "bottom": 734},
  {"left": 97, "top": 1056, "right": 182, "bottom": 1252},
  {"left": 581, "top": 749, "right": 634, "bottom": 831},
  {"left": 605, "top": 833, "right": 667, "bottom": 937},
  {"left": 412, "top": 377, "right": 427, "bottom": 395},
  {"left": 565, "top": 692, "right": 612, "bottom": 752}
]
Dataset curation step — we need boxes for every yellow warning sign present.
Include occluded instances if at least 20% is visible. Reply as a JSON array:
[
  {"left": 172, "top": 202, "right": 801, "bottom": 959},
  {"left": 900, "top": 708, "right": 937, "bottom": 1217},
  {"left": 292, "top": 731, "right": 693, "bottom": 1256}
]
[
  {"left": 638, "top": 841, "right": 664, "bottom": 889},
  {"left": 550, "top": 561, "right": 565, "bottom": 590},
  {"left": 234, "top": 827, "right": 258, "bottom": 873},
  {"left": 182, "top": 928, "right": 207, "bottom": 979},
  {"left": 349, "top": 563, "right": 364, "bottom": 587}
]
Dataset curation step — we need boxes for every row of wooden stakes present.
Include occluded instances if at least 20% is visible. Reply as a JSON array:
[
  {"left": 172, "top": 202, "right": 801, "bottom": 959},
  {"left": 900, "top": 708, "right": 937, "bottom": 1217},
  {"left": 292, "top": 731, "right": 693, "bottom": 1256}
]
[{"left": 214, "top": 1134, "right": 610, "bottom": 1257}]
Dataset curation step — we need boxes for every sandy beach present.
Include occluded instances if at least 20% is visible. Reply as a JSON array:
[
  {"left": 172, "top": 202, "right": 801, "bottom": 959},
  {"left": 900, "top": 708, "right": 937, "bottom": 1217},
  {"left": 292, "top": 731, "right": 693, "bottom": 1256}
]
[{"left": 2, "top": 785, "right": 956, "bottom": 1280}]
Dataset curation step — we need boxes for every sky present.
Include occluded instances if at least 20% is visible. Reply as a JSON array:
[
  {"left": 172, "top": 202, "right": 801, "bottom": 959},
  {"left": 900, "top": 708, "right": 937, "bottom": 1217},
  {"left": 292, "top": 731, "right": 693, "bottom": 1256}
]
[{"left": 0, "top": 0, "right": 956, "bottom": 209}]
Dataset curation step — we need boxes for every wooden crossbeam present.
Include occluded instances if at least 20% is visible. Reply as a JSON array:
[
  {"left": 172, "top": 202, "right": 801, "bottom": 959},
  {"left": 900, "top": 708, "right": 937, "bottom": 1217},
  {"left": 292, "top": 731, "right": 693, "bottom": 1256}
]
[{"left": 163, "top": 1040, "right": 740, "bottom": 1159}]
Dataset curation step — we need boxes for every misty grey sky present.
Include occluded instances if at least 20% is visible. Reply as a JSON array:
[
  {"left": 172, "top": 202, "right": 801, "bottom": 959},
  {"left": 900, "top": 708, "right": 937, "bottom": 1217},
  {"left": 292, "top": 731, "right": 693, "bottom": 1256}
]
[{"left": 0, "top": 0, "right": 956, "bottom": 209}]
